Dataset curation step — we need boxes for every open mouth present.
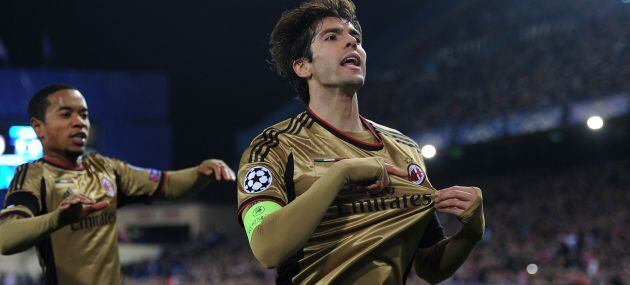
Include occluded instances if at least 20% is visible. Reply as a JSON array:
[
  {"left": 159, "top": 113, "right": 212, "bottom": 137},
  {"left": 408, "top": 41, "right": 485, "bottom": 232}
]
[
  {"left": 70, "top": 132, "right": 87, "bottom": 145},
  {"left": 340, "top": 54, "right": 362, "bottom": 67}
]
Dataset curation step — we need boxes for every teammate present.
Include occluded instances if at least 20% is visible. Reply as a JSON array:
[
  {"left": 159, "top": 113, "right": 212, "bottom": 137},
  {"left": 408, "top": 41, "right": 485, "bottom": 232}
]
[
  {"left": 0, "top": 84, "right": 236, "bottom": 285},
  {"left": 237, "top": 1, "right": 485, "bottom": 284}
]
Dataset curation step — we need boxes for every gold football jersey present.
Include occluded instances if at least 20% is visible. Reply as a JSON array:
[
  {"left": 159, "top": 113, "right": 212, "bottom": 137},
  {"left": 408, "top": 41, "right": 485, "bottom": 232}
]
[
  {"left": 237, "top": 108, "right": 445, "bottom": 285},
  {"left": 0, "top": 153, "right": 165, "bottom": 285}
]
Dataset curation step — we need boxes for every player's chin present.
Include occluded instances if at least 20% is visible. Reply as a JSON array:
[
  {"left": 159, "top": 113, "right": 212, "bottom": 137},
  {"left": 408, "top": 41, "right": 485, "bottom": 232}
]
[
  {"left": 66, "top": 147, "right": 86, "bottom": 157},
  {"left": 343, "top": 76, "right": 365, "bottom": 88}
]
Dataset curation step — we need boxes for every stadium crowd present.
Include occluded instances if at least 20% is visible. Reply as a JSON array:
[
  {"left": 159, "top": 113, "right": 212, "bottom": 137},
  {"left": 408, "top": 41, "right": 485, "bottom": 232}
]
[{"left": 361, "top": 0, "right": 630, "bottom": 131}]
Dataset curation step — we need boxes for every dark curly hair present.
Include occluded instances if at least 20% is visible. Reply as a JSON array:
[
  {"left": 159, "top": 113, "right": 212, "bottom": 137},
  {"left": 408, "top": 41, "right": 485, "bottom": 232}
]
[{"left": 269, "top": 0, "right": 362, "bottom": 104}]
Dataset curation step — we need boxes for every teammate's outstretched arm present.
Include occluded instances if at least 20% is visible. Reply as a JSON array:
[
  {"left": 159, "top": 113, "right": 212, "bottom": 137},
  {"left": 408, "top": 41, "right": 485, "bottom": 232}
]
[
  {"left": 414, "top": 186, "right": 485, "bottom": 284},
  {"left": 243, "top": 157, "right": 406, "bottom": 268},
  {"left": 157, "top": 159, "right": 236, "bottom": 200},
  {"left": 0, "top": 194, "right": 109, "bottom": 255}
]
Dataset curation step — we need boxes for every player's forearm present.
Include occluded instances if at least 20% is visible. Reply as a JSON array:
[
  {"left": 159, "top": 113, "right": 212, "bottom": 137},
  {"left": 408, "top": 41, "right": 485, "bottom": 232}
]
[
  {"left": 250, "top": 158, "right": 384, "bottom": 268},
  {"left": 250, "top": 167, "right": 346, "bottom": 268},
  {"left": 414, "top": 203, "right": 485, "bottom": 284},
  {"left": 161, "top": 167, "right": 210, "bottom": 200},
  {"left": 0, "top": 211, "right": 62, "bottom": 255},
  {"left": 413, "top": 231, "right": 479, "bottom": 284}
]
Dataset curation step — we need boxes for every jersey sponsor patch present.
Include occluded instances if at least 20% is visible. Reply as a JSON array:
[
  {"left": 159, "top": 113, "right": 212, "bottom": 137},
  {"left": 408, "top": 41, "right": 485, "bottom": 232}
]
[
  {"left": 243, "top": 166, "right": 272, "bottom": 194},
  {"left": 101, "top": 177, "right": 116, "bottom": 197},
  {"left": 407, "top": 164, "right": 425, "bottom": 185}
]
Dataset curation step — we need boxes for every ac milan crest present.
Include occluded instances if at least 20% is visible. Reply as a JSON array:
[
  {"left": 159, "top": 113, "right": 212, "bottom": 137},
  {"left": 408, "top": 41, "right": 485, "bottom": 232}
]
[{"left": 407, "top": 164, "right": 425, "bottom": 185}]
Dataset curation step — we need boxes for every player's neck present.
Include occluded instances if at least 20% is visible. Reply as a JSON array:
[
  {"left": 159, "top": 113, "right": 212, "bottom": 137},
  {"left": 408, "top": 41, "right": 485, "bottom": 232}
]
[
  {"left": 308, "top": 90, "right": 364, "bottom": 132},
  {"left": 43, "top": 151, "right": 83, "bottom": 169}
]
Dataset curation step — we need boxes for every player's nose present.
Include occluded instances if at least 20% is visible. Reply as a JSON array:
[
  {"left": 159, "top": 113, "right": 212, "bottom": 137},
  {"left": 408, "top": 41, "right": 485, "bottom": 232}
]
[{"left": 345, "top": 34, "right": 358, "bottom": 49}]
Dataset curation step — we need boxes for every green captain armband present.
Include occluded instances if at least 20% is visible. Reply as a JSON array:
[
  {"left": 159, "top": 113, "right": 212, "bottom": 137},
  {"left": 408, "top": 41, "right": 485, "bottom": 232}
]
[{"left": 243, "top": 201, "right": 282, "bottom": 242}]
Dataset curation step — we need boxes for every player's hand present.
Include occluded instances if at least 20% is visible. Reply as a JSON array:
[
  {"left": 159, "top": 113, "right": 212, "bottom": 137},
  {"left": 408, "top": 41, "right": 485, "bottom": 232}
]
[
  {"left": 58, "top": 194, "right": 110, "bottom": 225},
  {"left": 335, "top": 157, "right": 407, "bottom": 193},
  {"left": 434, "top": 186, "right": 482, "bottom": 219},
  {"left": 363, "top": 162, "right": 407, "bottom": 193},
  {"left": 435, "top": 186, "right": 485, "bottom": 239},
  {"left": 197, "top": 159, "right": 236, "bottom": 181}
]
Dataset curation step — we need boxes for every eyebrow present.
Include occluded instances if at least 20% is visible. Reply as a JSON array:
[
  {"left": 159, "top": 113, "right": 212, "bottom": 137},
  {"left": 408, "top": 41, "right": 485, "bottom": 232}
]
[
  {"left": 318, "top": 27, "right": 344, "bottom": 38},
  {"left": 56, "top": 106, "right": 88, "bottom": 112},
  {"left": 318, "top": 26, "right": 362, "bottom": 40}
]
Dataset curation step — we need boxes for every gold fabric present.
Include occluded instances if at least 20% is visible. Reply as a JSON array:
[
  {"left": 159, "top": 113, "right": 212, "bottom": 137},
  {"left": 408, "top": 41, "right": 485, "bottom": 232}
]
[
  {"left": 237, "top": 109, "right": 441, "bottom": 285},
  {"left": 0, "top": 153, "right": 164, "bottom": 285}
]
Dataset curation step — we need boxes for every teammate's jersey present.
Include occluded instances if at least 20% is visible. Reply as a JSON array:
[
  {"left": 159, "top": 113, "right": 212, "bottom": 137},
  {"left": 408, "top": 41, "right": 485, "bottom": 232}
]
[
  {"left": 237, "top": 108, "right": 445, "bottom": 285},
  {"left": 0, "top": 153, "right": 165, "bottom": 285}
]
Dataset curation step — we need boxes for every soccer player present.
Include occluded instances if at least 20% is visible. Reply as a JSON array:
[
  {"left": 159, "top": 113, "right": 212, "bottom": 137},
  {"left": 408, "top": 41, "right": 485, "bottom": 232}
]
[
  {"left": 237, "top": 1, "right": 485, "bottom": 284},
  {"left": 0, "top": 84, "right": 236, "bottom": 285}
]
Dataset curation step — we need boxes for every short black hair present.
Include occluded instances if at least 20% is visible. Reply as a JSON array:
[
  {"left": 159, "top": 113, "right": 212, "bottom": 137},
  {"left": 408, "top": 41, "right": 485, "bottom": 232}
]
[
  {"left": 269, "top": 0, "right": 361, "bottom": 104},
  {"left": 28, "top": 84, "right": 77, "bottom": 121}
]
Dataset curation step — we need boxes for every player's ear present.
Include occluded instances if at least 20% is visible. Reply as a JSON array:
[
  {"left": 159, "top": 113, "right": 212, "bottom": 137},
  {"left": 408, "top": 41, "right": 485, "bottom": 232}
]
[
  {"left": 293, "top": 58, "right": 312, "bottom": 79},
  {"left": 31, "top": 117, "right": 44, "bottom": 139}
]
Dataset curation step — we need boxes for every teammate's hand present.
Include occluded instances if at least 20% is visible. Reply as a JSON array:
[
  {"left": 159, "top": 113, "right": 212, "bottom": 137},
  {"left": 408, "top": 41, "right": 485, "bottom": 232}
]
[
  {"left": 434, "top": 186, "right": 482, "bottom": 218},
  {"left": 197, "top": 159, "right": 236, "bottom": 181},
  {"left": 58, "top": 194, "right": 110, "bottom": 225},
  {"left": 363, "top": 162, "right": 407, "bottom": 193}
]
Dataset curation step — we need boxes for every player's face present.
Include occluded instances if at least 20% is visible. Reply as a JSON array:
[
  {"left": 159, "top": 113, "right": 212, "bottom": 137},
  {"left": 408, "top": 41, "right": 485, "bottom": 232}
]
[
  {"left": 33, "top": 89, "right": 90, "bottom": 158},
  {"left": 307, "top": 17, "right": 366, "bottom": 91}
]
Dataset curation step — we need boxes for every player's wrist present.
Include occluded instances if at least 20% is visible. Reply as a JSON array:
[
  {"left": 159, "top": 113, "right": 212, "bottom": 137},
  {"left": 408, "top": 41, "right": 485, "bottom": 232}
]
[
  {"left": 56, "top": 205, "right": 83, "bottom": 228},
  {"left": 457, "top": 205, "right": 485, "bottom": 241},
  {"left": 326, "top": 160, "right": 354, "bottom": 187},
  {"left": 336, "top": 157, "right": 384, "bottom": 183},
  {"left": 45, "top": 209, "right": 67, "bottom": 231}
]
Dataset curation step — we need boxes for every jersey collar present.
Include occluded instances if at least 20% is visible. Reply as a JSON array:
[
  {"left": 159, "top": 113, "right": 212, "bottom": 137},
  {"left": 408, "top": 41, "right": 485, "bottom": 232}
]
[
  {"left": 306, "top": 107, "right": 384, "bottom": 151},
  {"left": 42, "top": 155, "right": 85, "bottom": 171}
]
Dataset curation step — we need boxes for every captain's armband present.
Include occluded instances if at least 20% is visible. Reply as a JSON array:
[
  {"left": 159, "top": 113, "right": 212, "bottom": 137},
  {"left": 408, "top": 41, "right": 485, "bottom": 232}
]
[{"left": 243, "top": 201, "right": 282, "bottom": 242}]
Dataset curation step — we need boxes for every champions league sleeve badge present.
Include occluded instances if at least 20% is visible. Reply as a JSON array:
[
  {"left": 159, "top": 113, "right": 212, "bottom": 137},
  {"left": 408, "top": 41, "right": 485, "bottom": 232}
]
[
  {"left": 243, "top": 166, "right": 273, "bottom": 194},
  {"left": 407, "top": 164, "right": 425, "bottom": 185}
]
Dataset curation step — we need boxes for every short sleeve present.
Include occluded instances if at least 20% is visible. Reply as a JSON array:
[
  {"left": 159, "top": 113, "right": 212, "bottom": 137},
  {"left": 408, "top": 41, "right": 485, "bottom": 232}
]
[
  {"left": 104, "top": 156, "right": 165, "bottom": 207},
  {"left": 0, "top": 163, "right": 43, "bottom": 219},
  {"left": 236, "top": 137, "right": 289, "bottom": 226}
]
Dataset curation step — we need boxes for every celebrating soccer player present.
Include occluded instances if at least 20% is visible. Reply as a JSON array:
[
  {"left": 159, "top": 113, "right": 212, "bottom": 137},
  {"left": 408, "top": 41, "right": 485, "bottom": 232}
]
[
  {"left": 236, "top": 0, "right": 485, "bottom": 284},
  {"left": 0, "top": 84, "right": 236, "bottom": 285}
]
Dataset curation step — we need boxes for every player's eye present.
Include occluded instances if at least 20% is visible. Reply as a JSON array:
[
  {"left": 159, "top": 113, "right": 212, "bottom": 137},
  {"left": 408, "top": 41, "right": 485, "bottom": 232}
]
[
  {"left": 60, "top": 112, "right": 71, "bottom": 118},
  {"left": 325, "top": 34, "right": 337, "bottom": 41},
  {"left": 80, "top": 112, "right": 89, "bottom": 119}
]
